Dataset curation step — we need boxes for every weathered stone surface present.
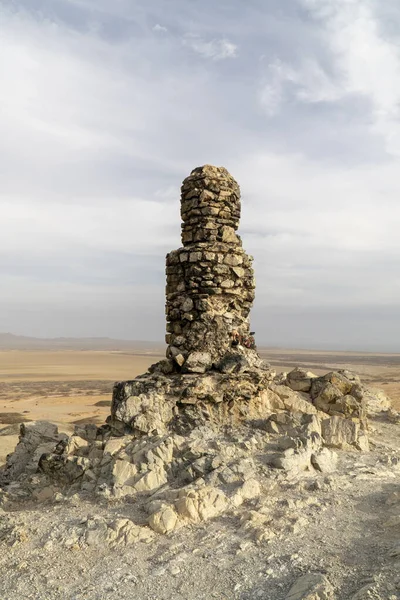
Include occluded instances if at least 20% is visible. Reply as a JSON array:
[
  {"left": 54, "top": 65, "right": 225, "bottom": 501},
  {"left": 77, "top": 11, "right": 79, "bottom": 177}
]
[
  {"left": 311, "top": 371, "right": 366, "bottom": 420},
  {"left": 217, "top": 352, "right": 250, "bottom": 374},
  {"left": 111, "top": 379, "right": 175, "bottom": 434},
  {"left": 389, "top": 541, "right": 400, "bottom": 557},
  {"left": 350, "top": 584, "right": 382, "bottom": 600},
  {"left": 285, "top": 573, "right": 335, "bottom": 600},
  {"left": 329, "top": 394, "right": 361, "bottom": 417},
  {"left": 165, "top": 165, "right": 256, "bottom": 367},
  {"left": 65, "top": 516, "right": 154, "bottom": 548},
  {"left": 2, "top": 422, "right": 67, "bottom": 482},
  {"left": 134, "top": 468, "right": 167, "bottom": 492},
  {"left": 148, "top": 505, "right": 178, "bottom": 534},
  {"left": 287, "top": 367, "right": 317, "bottom": 392},
  {"left": 39, "top": 453, "right": 90, "bottom": 485},
  {"left": 112, "top": 459, "right": 138, "bottom": 487},
  {"left": 233, "top": 478, "right": 261, "bottom": 504},
  {"left": 362, "top": 387, "right": 391, "bottom": 416},
  {"left": 313, "top": 383, "right": 344, "bottom": 413},
  {"left": 175, "top": 486, "right": 228, "bottom": 523},
  {"left": 268, "top": 447, "right": 314, "bottom": 472},
  {"left": 270, "top": 384, "right": 319, "bottom": 416},
  {"left": 321, "top": 416, "right": 367, "bottom": 450},
  {"left": 183, "top": 352, "right": 213, "bottom": 374},
  {"left": 274, "top": 371, "right": 288, "bottom": 385},
  {"left": 110, "top": 363, "right": 277, "bottom": 435},
  {"left": 311, "top": 448, "right": 338, "bottom": 473},
  {"left": 64, "top": 435, "right": 89, "bottom": 456},
  {"left": 388, "top": 409, "right": 400, "bottom": 424},
  {"left": 311, "top": 371, "right": 356, "bottom": 400}
]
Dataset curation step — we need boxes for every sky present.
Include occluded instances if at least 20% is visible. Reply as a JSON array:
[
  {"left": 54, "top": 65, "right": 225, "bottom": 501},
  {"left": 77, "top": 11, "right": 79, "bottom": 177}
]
[{"left": 1, "top": 0, "right": 400, "bottom": 351}]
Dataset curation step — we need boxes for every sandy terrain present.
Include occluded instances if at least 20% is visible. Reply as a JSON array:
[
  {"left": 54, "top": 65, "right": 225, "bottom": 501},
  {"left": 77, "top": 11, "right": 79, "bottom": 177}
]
[
  {"left": 1, "top": 347, "right": 399, "bottom": 466},
  {"left": 0, "top": 350, "right": 159, "bottom": 465},
  {"left": 1, "top": 347, "right": 399, "bottom": 600}
]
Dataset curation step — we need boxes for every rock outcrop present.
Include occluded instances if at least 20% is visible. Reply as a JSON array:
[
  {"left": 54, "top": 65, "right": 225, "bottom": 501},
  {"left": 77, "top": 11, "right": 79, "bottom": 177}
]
[
  {"left": 109, "top": 165, "right": 272, "bottom": 432},
  {"left": 0, "top": 165, "right": 393, "bottom": 553}
]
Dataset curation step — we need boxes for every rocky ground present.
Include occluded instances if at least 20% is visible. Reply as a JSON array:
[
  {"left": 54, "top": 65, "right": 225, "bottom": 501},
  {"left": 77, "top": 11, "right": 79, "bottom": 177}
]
[{"left": 0, "top": 368, "right": 399, "bottom": 600}]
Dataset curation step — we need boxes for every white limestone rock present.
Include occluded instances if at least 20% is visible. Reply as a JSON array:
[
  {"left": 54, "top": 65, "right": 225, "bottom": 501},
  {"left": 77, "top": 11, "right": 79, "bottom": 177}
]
[
  {"left": 77, "top": 516, "right": 154, "bottom": 548},
  {"left": 2, "top": 421, "right": 66, "bottom": 481},
  {"left": 311, "top": 448, "right": 338, "bottom": 473},
  {"left": 285, "top": 573, "right": 335, "bottom": 600},
  {"left": 362, "top": 387, "right": 391, "bottom": 416},
  {"left": 287, "top": 367, "right": 317, "bottom": 393},
  {"left": 321, "top": 416, "right": 368, "bottom": 450},
  {"left": 183, "top": 352, "right": 213, "bottom": 374},
  {"left": 270, "top": 384, "right": 320, "bottom": 416},
  {"left": 175, "top": 486, "right": 228, "bottom": 523},
  {"left": 148, "top": 504, "right": 179, "bottom": 534}
]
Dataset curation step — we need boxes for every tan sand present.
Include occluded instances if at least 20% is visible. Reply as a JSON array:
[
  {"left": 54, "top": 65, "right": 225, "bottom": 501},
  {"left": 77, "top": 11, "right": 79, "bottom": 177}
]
[
  {"left": 0, "top": 350, "right": 160, "bottom": 465},
  {"left": 0, "top": 350, "right": 159, "bottom": 381}
]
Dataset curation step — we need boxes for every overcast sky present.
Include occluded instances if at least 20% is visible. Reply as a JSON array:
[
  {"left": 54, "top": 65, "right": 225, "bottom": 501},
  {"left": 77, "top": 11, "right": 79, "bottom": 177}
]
[{"left": 1, "top": 0, "right": 400, "bottom": 351}]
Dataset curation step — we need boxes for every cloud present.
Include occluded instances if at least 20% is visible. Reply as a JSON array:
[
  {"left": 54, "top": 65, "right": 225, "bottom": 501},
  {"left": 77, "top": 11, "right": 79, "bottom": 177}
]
[
  {"left": 234, "top": 149, "right": 400, "bottom": 310},
  {"left": 260, "top": 58, "right": 343, "bottom": 116},
  {"left": 153, "top": 24, "right": 167, "bottom": 33},
  {"left": 260, "top": 0, "right": 400, "bottom": 154},
  {"left": 183, "top": 34, "right": 237, "bottom": 60},
  {"left": 318, "top": 0, "right": 400, "bottom": 157},
  {"left": 1, "top": 0, "right": 400, "bottom": 350}
]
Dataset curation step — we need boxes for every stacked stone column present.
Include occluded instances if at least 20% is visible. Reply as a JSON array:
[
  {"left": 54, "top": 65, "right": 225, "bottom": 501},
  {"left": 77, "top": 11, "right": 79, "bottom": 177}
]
[{"left": 165, "top": 165, "right": 256, "bottom": 370}]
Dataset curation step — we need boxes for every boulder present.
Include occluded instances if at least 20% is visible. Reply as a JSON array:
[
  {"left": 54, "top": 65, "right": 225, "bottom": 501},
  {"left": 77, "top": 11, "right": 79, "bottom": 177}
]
[
  {"left": 270, "top": 384, "right": 319, "bottom": 416},
  {"left": 133, "top": 468, "right": 167, "bottom": 492},
  {"left": 287, "top": 368, "right": 317, "bottom": 392},
  {"left": 311, "top": 371, "right": 366, "bottom": 419},
  {"left": 2, "top": 421, "right": 66, "bottom": 481},
  {"left": 232, "top": 478, "right": 261, "bottom": 507},
  {"left": 268, "top": 447, "right": 314, "bottom": 473},
  {"left": 362, "top": 387, "right": 391, "bottom": 416},
  {"left": 313, "top": 383, "right": 343, "bottom": 413},
  {"left": 148, "top": 505, "right": 179, "bottom": 534},
  {"left": 311, "top": 448, "right": 338, "bottom": 473},
  {"left": 321, "top": 416, "right": 368, "bottom": 450},
  {"left": 285, "top": 573, "right": 335, "bottom": 600},
  {"left": 329, "top": 395, "right": 362, "bottom": 418},
  {"left": 112, "top": 459, "right": 138, "bottom": 487},
  {"left": 111, "top": 379, "right": 175, "bottom": 434},
  {"left": 175, "top": 486, "right": 228, "bottom": 523},
  {"left": 183, "top": 352, "right": 213, "bottom": 374},
  {"left": 217, "top": 352, "right": 249, "bottom": 374},
  {"left": 311, "top": 371, "right": 354, "bottom": 401}
]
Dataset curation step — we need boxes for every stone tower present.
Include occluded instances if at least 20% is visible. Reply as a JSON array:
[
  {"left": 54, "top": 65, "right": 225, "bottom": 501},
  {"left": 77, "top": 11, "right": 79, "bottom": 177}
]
[{"left": 165, "top": 165, "right": 256, "bottom": 371}]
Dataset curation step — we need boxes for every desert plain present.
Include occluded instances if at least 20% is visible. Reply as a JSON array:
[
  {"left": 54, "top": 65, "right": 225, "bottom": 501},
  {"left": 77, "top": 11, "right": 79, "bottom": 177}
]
[{"left": 1, "top": 345, "right": 400, "bottom": 466}]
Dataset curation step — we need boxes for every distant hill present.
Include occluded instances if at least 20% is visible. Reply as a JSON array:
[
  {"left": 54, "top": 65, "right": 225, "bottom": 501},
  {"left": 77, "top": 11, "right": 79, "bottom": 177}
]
[{"left": 0, "top": 333, "right": 164, "bottom": 353}]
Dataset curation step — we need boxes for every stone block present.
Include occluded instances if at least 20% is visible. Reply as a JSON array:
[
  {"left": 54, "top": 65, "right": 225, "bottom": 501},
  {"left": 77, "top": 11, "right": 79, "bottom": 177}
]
[{"left": 183, "top": 352, "right": 212, "bottom": 374}]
